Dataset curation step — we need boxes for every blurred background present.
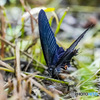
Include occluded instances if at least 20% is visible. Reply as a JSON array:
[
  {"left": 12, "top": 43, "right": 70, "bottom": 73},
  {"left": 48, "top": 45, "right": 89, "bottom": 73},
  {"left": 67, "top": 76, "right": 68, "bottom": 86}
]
[{"left": 0, "top": 0, "right": 100, "bottom": 99}]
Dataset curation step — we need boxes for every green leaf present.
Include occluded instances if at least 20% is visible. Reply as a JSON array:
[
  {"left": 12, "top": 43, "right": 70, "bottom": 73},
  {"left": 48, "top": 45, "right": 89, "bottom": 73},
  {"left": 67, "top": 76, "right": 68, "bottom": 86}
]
[
  {"left": 49, "top": 16, "right": 53, "bottom": 26},
  {"left": 55, "top": 10, "right": 67, "bottom": 36}
]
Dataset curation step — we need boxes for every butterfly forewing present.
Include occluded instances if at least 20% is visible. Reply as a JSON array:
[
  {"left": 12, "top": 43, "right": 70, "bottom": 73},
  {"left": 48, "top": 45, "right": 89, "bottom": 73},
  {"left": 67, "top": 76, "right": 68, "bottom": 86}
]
[{"left": 38, "top": 10, "right": 59, "bottom": 66}]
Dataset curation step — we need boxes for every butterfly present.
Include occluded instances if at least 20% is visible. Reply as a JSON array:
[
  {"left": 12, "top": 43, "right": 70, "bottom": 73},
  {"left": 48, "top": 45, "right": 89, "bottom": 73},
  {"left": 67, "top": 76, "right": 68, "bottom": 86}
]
[{"left": 38, "top": 9, "right": 92, "bottom": 78}]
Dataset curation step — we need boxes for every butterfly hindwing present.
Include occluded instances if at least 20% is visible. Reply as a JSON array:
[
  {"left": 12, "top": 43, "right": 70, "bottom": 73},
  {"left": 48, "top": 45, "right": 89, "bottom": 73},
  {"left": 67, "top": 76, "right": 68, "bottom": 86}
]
[
  {"left": 55, "top": 26, "right": 91, "bottom": 67},
  {"left": 68, "top": 27, "right": 91, "bottom": 52}
]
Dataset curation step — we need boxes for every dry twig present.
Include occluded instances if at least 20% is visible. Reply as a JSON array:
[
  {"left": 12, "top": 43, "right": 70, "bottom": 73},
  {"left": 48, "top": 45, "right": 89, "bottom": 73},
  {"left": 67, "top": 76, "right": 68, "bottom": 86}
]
[{"left": 0, "top": 36, "right": 47, "bottom": 69}]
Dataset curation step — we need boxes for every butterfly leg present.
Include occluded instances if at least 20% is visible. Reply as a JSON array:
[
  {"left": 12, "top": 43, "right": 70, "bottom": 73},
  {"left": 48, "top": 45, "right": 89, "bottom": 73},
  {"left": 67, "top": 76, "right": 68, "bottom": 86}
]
[{"left": 73, "top": 48, "right": 80, "bottom": 56}]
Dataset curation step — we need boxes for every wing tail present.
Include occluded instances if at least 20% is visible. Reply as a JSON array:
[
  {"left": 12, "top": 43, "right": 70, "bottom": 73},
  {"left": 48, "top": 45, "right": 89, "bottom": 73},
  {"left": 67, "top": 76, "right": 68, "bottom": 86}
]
[{"left": 68, "top": 25, "right": 92, "bottom": 51}]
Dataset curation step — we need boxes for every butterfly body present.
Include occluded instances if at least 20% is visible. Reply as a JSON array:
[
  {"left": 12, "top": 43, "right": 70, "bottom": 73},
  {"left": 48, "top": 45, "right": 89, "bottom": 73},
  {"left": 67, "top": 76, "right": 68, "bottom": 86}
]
[{"left": 38, "top": 10, "right": 91, "bottom": 78}]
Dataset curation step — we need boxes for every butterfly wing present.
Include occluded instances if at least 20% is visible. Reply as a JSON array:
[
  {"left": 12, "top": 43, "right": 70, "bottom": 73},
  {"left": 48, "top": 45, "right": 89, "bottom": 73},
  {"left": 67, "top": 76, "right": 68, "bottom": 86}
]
[
  {"left": 38, "top": 10, "right": 63, "bottom": 67},
  {"left": 67, "top": 27, "right": 91, "bottom": 52},
  {"left": 55, "top": 26, "right": 91, "bottom": 67}
]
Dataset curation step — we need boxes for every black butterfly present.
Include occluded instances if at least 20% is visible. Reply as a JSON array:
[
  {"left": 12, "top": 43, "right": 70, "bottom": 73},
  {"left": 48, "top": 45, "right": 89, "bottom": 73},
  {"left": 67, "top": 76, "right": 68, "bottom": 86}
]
[{"left": 38, "top": 10, "right": 92, "bottom": 78}]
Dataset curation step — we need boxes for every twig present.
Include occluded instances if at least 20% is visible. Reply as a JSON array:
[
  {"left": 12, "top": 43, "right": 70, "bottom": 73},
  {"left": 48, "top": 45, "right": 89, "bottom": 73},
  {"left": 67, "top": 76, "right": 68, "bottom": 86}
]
[
  {"left": 20, "top": 0, "right": 37, "bottom": 33},
  {"left": 0, "top": 36, "right": 47, "bottom": 69},
  {"left": 0, "top": 74, "right": 7, "bottom": 100},
  {"left": 3, "top": 68, "right": 70, "bottom": 89},
  {"left": 0, "top": 59, "right": 69, "bottom": 86},
  {"left": 25, "top": 59, "right": 33, "bottom": 71},
  {"left": 31, "top": 78, "right": 54, "bottom": 98},
  {"left": 0, "top": 60, "right": 14, "bottom": 72},
  {"left": 24, "top": 37, "right": 38, "bottom": 52},
  {"left": 20, "top": 0, "right": 37, "bottom": 23},
  {"left": 1, "top": 8, "right": 5, "bottom": 58},
  {"left": 35, "top": 75, "right": 69, "bottom": 85},
  {"left": 15, "top": 42, "right": 22, "bottom": 97},
  {"left": 21, "top": 71, "right": 40, "bottom": 80},
  {"left": 4, "top": 72, "right": 39, "bottom": 89},
  {"left": 20, "top": 72, "right": 55, "bottom": 98},
  {"left": 0, "top": 67, "right": 13, "bottom": 72}
]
